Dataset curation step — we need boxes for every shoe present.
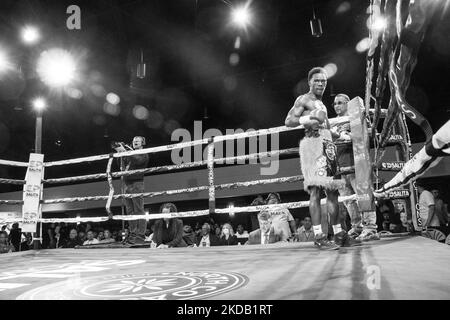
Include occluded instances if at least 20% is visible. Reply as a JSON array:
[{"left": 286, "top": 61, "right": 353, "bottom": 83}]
[
  {"left": 333, "top": 231, "right": 348, "bottom": 246},
  {"left": 356, "top": 229, "right": 380, "bottom": 242},
  {"left": 314, "top": 234, "right": 339, "bottom": 250},
  {"left": 347, "top": 228, "right": 362, "bottom": 239}
]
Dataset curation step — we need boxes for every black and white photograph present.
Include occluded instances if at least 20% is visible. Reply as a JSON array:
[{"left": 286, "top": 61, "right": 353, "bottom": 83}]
[{"left": 0, "top": 0, "right": 449, "bottom": 304}]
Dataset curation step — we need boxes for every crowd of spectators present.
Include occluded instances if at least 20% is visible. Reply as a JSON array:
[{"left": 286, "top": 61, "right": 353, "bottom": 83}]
[{"left": 1, "top": 187, "right": 449, "bottom": 254}]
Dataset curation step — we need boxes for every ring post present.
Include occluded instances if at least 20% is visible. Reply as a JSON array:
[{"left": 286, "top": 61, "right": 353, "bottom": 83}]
[
  {"left": 348, "top": 97, "right": 375, "bottom": 212},
  {"left": 207, "top": 138, "right": 215, "bottom": 214}
]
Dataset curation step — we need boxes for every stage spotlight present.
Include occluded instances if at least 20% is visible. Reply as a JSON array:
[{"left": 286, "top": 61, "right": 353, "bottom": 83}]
[
  {"left": 36, "top": 48, "right": 76, "bottom": 88},
  {"left": 0, "top": 51, "right": 11, "bottom": 73},
  {"left": 356, "top": 37, "right": 371, "bottom": 53},
  {"left": 367, "top": 16, "right": 387, "bottom": 31},
  {"left": 32, "top": 97, "right": 47, "bottom": 111},
  {"left": 232, "top": 5, "right": 251, "bottom": 29},
  {"left": 323, "top": 63, "right": 338, "bottom": 78},
  {"left": 106, "top": 92, "right": 120, "bottom": 105},
  {"left": 21, "top": 26, "right": 40, "bottom": 45}
]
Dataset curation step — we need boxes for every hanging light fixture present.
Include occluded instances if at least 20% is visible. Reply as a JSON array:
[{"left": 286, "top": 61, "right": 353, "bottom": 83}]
[
  {"left": 136, "top": 49, "right": 146, "bottom": 79},
  {"left": 310, "top": 3, "right": 323, "bottom": 37}
]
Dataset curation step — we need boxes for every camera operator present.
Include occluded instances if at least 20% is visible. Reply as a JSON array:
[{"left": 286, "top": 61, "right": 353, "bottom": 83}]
[{"left": 115, "top": 136, "right": 149, "bottom": 244}]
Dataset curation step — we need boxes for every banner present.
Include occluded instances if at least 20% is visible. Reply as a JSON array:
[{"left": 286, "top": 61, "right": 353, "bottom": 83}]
[{"left": 21, "top": 154, "right": 44, "bottom": 233}]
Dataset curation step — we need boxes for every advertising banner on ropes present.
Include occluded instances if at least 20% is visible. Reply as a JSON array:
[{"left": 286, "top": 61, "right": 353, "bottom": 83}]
[{"left": 21, "top": 154, "right": 44, "bottom": 233}]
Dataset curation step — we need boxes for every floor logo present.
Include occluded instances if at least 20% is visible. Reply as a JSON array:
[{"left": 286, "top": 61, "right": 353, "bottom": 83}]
[{"left": 16, "top": 271, "right": 248, "bottom": 300}]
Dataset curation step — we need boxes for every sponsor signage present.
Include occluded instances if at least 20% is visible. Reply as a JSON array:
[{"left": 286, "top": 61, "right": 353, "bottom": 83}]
[{"left": 21, "top": 154, "right": 44, "bottom": 233}]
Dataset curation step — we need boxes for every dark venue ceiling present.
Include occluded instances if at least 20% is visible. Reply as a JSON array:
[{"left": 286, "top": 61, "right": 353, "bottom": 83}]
[{"left": 0, "top": 0, "right": 449, "bottom": 189}]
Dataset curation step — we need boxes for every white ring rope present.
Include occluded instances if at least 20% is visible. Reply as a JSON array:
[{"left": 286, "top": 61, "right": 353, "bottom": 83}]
[{"left": 1, "top": 195, "right": 357, "bottom": 224}]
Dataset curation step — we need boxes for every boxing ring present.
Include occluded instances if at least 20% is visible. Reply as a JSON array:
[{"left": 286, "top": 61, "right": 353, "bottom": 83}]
[
  {"left": 1, "top": 0, "right": 450, "bottom": 301},
  {"left": 0, "top": 236, "right": 449, "bottom": 300}
]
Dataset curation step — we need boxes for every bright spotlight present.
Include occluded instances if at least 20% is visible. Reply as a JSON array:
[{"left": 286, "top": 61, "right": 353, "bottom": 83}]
[
  {"left": 21, "top": 26, "right": 40, "bottom": 45},
  {"left": 232, "top": 5, "right": 251, "bottom": 28},
  {"left": 36, "top": 48, "right": 76, "bottom": 88},
  {"left": 106, "top": 92, "right": 120, "bottom": 105},
  {"left": 0, "top": 51, "right": 11, "bottom": 73},
  {"left": 323, "top": 63, "right": 338, "bottom": 78},
  {"left": 32, "top": 97, "right": 47, "bottom": 111},
  {"left": 367, "top": 16, "right": 387, "bottom": 31},
  {"left": 356, "top": 37, "right": 371, "bottom": 53}
]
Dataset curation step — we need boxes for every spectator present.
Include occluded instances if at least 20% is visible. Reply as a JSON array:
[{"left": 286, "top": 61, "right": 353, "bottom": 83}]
[
  {"left": 78, "top": 231, "right": 87, "bottom": 243},
  {"left": 64, "top": 229, "right": 82, "bottom": 248},
  {"left": 152, "top": 203, "right": 187, "bottom": 248},
  {"left": 196, "top": 223, "right": 220, "bottom": 247},
  {"left": 8, "top": 223, "right": 21, "bottom": 252},
  {"left": 45, "top": 227, "right": 56, "bottom": 249},
  {"left": 431, "top": 189, "right": 449, "bottom": 229},
  {"left": 194, "top": 222, "right": 202, "bottom": 237},
  {"left": 144, "top": 228, "right": 152, "bottom": 242},
  {"left": 417, "top": 181, "right": 438, "bottom": 229},
  {"left": 219, "top": 223, "right": 238, "bottom": 246},
  {"left": 99, "top": 229, "right": 115, "bottom": 244},
  {"left": 0, "top": 231, "right": 14, "bottom": 254},
  {"left": 1, "top": 225, "right": 9, "bottom": 235},
  {"left": 295, "top": 218, "right": 302, "bottom": 230},
  {"left": 120, "top": 228, "right": 130, "bottom": 243},
  {"left": 97, "top": 231, "right": 105, "bottom": 241},
  {"left": 376, "top": 199, "right": 395, "bottom": 232},
  {"left": 112, "top": 230, "right": 120, "bottom": 242},
  {"left": 250, "top": 195, "right": 265, "bottom": 231},
  {"left": 214, "top": 226, "right": 221, "bottom": 238},
  {"left": 264, "top": 192, "right": 296, "bottom": 240},
  {"left": 247, "top": 211, "right": 282, "bottom": 245},
  {"left": 83, "top": 230, "right": 100, "bottom": 246},
  {"left": 54, "top": 225, "right": 66, "bottom": 248},
  {"left": 20, "top": 233, "right": 34, "bottom": 251},
  {"left": 296, "top": 216, "right": 315, "bottom": 242},
  {"left": 182, "top": 225, "right": 196, "bottom": 247},
  {"left": 235, "top": 224, "right": 249, "bottom": 245}
]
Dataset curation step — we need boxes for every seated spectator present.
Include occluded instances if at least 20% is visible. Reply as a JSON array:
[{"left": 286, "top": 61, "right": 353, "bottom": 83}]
[
  {"left": 235, "top": 224, "right": 249, "bottom": 244},
  {"left": 64, "top": 229, "right": 82, "bottom": 248},
  {"left": 78, "top": 231, "right": 87, "bottom": 243},
  {"left": 83, "top": 230, "right": 100, "bottom": 246},
  {"left": 247, "top": 211, "right": 282, "bottom": 245},
  {"left": 8, "top": 223, "right": 21, "bottom": 252},
  {"left": 214, "top": 226, "right": 221, "bottom": 238},
  {"left": 219, "top": 223, "right": 238, "bottom": 246},
  {"left": 376, "top": 199, "right": 395, "bottom": 232},
  {"left": 112, "top": 230, "right": 120, "bottom": 242},
  {"left": 99, "top": 229, "right": 116, "bottom": 244},
  {"left": 120, "top": 228, "right": 130, "bottom": 242},
  {"left": 0, "top": 231, "right": 15, "bottom": 254},
  {"left": 182, "top": 225, "right": 196, "bottom": 247},
  {"left": 20, "top": 233, "right": 34, "bottom": 251},
  {"left": 295, "top": 218, "right": 302, "bottom": 230},
  {"left": 54, "top": 225, "right": 67, "bottom": 248},
  {"left": 144, "top": 228, "right": 152, "bottom": 241},
  {"left": 296, "top": 216, "right": 315, "bottom": 242},
  {"left": 97, "top": 231, "right": 105, "bottom": 241},
  {"left": 196, "top": 223, "right": 220, "bottom": 247},
  {"left": 152, "top": 203, "right": 187, "bottom": 248},
  {"left": 264, "top": 192, "right": 296, "bottom": 241}
]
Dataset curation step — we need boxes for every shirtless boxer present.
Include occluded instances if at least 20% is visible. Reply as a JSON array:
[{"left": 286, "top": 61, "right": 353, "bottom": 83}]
[{"left": 284, "top": 67, "right": 352, "bottom": 249}]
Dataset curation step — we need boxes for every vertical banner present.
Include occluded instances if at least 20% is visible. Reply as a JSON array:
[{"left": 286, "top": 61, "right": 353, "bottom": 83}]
[
  {"left": 21, "top": 153, "right": 44, "bottom": 233},
  {"left": 348, "top": 97, "right": 375, "bottom": 212}
]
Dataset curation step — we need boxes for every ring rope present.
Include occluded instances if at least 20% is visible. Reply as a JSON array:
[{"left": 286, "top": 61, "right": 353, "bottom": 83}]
[
  {"left": 0, "top": 178, "right": 25, "bottom": 185},
  {"left": 1, "top": 195, "right": 357, "bottom": 224},
  {"left": 41, "top": 175, "right": 306, "bottom": 204},
  {"left": 42, "top": 147, "right": 301, "bottom": 185},
  {"left": 0, "top": 159, "right": 29, "bottom": 168}
]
